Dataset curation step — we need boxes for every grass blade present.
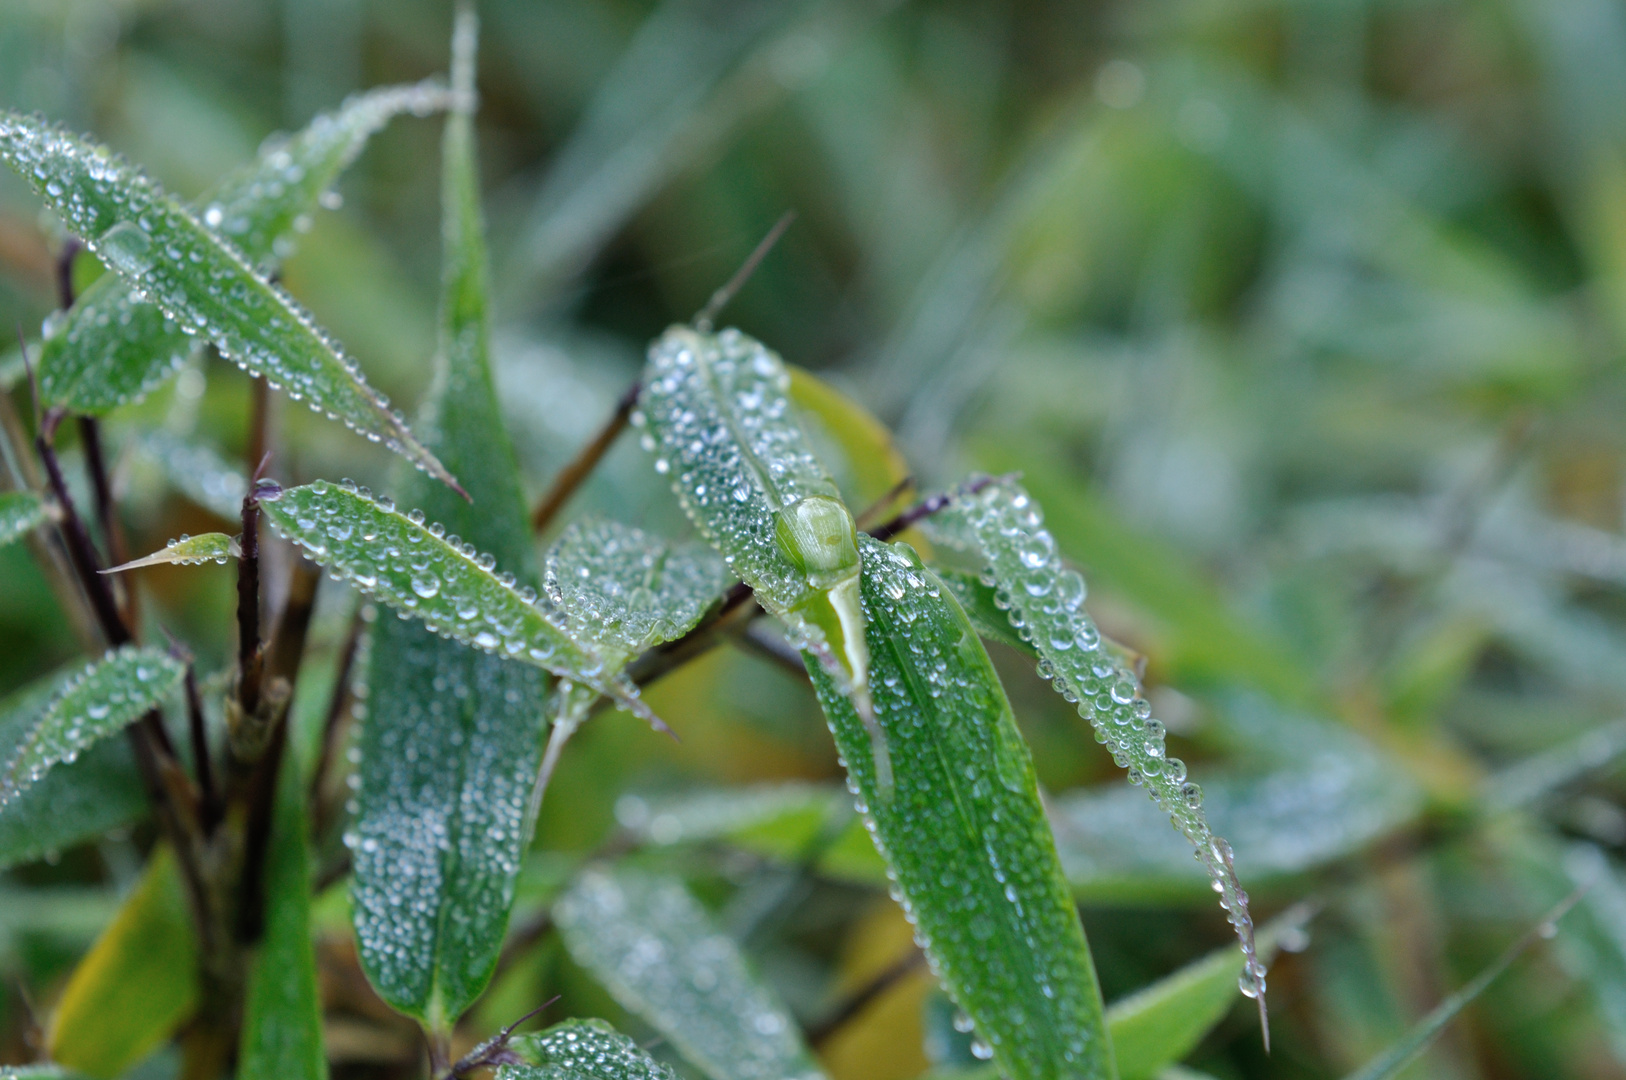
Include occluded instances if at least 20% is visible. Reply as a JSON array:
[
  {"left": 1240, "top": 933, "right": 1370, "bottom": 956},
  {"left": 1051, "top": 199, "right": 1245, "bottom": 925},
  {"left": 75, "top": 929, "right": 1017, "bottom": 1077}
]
[
  {"left": 104, "top": 531, "right": 239, "bottom": 572},
  {"left": 503, "top": 1018, "right": 682, "bottom": 1080},
  {"left": 933, "top": 477, "right": 1269, "bottom": 1014},
  {"left": 0, "top": 492, "right": 47, "bottom": 548},
  {"left": 36, "top": 80, "right": 450, "bottom": 414},
  {"left": 807, "top": 536, "right": 1114, "bottom": 1080},
  {"left": 553, "top": 864, "right": 827, "bottom": 1080},
  {"left": 0, "top": 646, "right": 184, "bottom": 807},
  {"left": 0, "top": 110, "right": 457, "bottom": 490}
]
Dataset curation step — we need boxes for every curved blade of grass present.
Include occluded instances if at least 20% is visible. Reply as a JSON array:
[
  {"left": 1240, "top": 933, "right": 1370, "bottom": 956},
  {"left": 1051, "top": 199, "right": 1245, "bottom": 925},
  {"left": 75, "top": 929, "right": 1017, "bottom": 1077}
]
[
  {"left": 349, "top": 12, "right": 552, "bottom": 1030},
  {"left": 931, "top": 476, "right": 1268, "bottom": 1015},
  {"left": 0, "top": 492, "right": 47, "bottom": 548},
  {"left": 504, "top": 1019, "right": 682, "bottom": 1080},
  {"left": 807, "top": 536, "right": 1114, "bottom": 1080},
  {"left": 104, "top": 531, "right": 238, "bottom": 573},
  {"left": 0, "top": 646, "right": 184, "bottom": 808},
  {"left": 36, "top": 80, "right": 450, "bottom": 414},
  {"left": 637, "top": 325, "right": 880, "bottom": 780},
  {"left": 0, "top": 111, "right": 457, "bottom": 491},
  {"left": 0, "top": 666, "right": 146, "bottom": 871},
  {"left": 553, "top": 864, "right": 827, "bottom": 1080}
]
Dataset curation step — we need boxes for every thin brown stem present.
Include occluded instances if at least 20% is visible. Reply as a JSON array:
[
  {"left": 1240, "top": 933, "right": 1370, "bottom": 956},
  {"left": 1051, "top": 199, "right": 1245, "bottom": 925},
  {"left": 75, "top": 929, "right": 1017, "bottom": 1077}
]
[
  {"left": 854, "top": 474, "right": 915, "bottom": 530},
  {"left": 55, "top": 238, "right": 80, "bottom": 310},
  {"left": 530, "top": 379, "right": 641, "bottom": 534},
  {"left": 183, "top": 663, "right": 218, "bottom": 831},
  {"left": 806, "top": 949, "right": 926, "bottom": 1048},
  {"left": 693, "top": 210, "right": 796, "bottom": 331},
  {"left": 867, "top": 473, "right": 1010, "bottom": 544},
  {"left": 236, "top": 487, "right": 263, "bottom": 718},
  {"left": 37, "top": 410, "right": 128, "bottom": 646},
  {"left": 738, "top": 621, "right": 809, "bottom": 679}
]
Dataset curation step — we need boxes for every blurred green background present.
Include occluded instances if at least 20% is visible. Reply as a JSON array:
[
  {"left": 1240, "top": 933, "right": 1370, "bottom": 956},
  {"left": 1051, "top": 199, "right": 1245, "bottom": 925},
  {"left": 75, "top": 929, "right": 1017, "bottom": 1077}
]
[{"left": 5, "top": 0, "right": 1626, "bottom": 1077}]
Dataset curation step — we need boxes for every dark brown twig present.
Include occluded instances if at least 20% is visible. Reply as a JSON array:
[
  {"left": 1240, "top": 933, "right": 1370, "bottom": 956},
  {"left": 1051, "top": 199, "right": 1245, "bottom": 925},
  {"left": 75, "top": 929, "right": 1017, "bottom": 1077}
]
[
  {"left": 444, "top": 997, "right": 560, "bottom": 1078},
  {"left": 181, "top": 661, "right": 218, "bottom": 831},
  {"left": 530, "top": 379, "right": 641, "bottom": 534},
  {"left": 693, "top": 210, "right": 796, "bottom": 331},
  {"left": 738, "top": 621, "right": 809, "bottom": 679},
  {"left": 236, "top": 465, "right": 269, "bottom": 718},
  {"left": 854, "top": 474, "right": 915, "bottom": 530},
  {"left": 806, "top": 949, "right": 927, "bottom": 1047},
  {"left": 55, "top": 238, "right": 81, "bottom": 310},
  {"left": 867, "top": 473, "right": 1010, "bottom": 544}
]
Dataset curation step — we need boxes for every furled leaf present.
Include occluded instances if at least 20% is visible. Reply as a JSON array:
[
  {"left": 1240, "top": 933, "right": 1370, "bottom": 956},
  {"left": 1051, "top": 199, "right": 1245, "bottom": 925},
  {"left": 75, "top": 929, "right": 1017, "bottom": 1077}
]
[
  {"left": 503, "top": 1019, "right": 682, "bottom": 1080},
  {"left": 104, "top": 532, "right": 238, "bottom": 573},
  {"left": 48, "top": 848, "right": 199, "bottom": 1079},
  {"left": 137, "top": 431, "right": 248, "bottom": 520},
  {"left": 807, "top": 536, "right": 1113, "bottom": 1080},
  {"left": 636, "top": 326, "right": 878, "bottom": 768},
  {"left": 0, "top": 668, "right": 146, "bottom": 870},
  {"left": 545, "top": 518, "right": 729, "bottom": 661},
  {"left": 553, "top": 865, "right": 827, "bottom": 1080},
  {"left": 0, "top": 491, "right": 47, "bottom": 548},
  {"left": 349, "top": 11, "right": 551, "bottom": 1031},
  {"left": 239, "top": 742, "right": 325, "bottom": 1080},
  {"left": 0, "top": 111, "right": 457, "bottom": 490},
  {"left": 0, "top": 646, "right": 184, "bottom": 808},
  {"left": 932, "top": 476, "right": 1267, "bottom": 1005},
  {"left": 36, "top": 80, "right": 451, "bottom": 414}
]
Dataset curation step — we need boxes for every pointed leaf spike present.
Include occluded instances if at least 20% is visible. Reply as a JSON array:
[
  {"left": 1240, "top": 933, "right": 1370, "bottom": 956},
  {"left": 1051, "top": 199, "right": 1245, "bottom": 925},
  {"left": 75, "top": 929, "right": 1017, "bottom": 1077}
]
[{"left": 103, "top": 532, "right": 239, "bottom": 573}]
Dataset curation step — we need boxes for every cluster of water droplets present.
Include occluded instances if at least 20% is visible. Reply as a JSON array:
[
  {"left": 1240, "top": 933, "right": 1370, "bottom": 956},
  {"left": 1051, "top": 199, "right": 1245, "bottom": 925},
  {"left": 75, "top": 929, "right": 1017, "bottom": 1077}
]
[
  {"left": 553, "top": 867, "right": 826, "bottom": 1080},
  {"left": 0, "top": 110, "right": 453, "bottom": 488},
  {"left": 507, "top": 1019, "right": 682, "bottom": 1080},
  {"left": 543, "top": 517, "right": 730, "bottom": 660},
  {"left": 0, "top": 645, "right": 184, "bottom": 807},
  {"left": 0, "top": 491, "right": 46, "bottom": 548},
  {"left": 932, "top": 476, "right": 1267, "bottom": 1004},
  {"left": 112, "top": 531, "right": 238, "bottom": 571}
]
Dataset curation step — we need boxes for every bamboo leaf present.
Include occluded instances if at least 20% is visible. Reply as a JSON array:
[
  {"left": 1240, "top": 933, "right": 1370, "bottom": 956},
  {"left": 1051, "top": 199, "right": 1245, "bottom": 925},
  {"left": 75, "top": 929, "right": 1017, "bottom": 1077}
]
[
  {"left": 0, "top": 646, "right": 184, "bottom": 808},
  {"left": 0, "top": 491, "right": 47, "bottom": 548},
  {"left": 104, "top": 532, "right": 238, "bottom": 573},
  {"left": 553, "top": 865, "right": 827, "bottom": 1080},
  {"left": 36, "top": 80, "right": 450, "bottom": 414},
  {"left": 636, "top": 326, "right": 877, "bottom": 761},
  {"left": 348, "top": 11, "right": 552, "bottom": 1030},
  {"left": 503, "top": 1019, "right": 682, "bottom": 1080},
  {"left": 613, "top": 782, "right": 844, "bottom": 851},
  {"left": 48, "top": 848, "right": 199, "bottom": 1079},
  {"left": 0, "top": 667, "right": 147, "bottom": 870},
  {"left": 0, "top": 111, "right": 457, "bottom": 490},
  {"left": 786, "top": 367, "right": 912, "bottom": 512},
  {"left": 239, "top": 739, "right": 325, "bottom": 1080},
  {"left": 932, "top": 477, "right": 1268, "bottom": 1006},
  {"left": 807, "top": 536, "right": 1114, "bottom": 1080}
]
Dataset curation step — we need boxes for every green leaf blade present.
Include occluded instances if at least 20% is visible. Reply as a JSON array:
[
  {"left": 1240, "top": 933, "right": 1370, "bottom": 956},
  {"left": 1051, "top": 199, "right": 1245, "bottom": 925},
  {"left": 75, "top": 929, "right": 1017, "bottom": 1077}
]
[
  {"left": 808, "top": 536, "right": 1114, "bottom": 1080},
  {"left": 0, "top": 646, "right": 184, "bottom": 807},
  {"left": 0, "top": 492, "right": 47, "bottom": 548},
  {"left": 0, "top": 110, "right": 455, "bottom": 488},
  {"left": 106, "top": 531, "right": 238, "bottom": 572},
  {"left": 505, "top": 1019, "right": 682, "bottom": 1080},
  {"left": 553, "top": 865, "right": 827, "bottom": 1080}
]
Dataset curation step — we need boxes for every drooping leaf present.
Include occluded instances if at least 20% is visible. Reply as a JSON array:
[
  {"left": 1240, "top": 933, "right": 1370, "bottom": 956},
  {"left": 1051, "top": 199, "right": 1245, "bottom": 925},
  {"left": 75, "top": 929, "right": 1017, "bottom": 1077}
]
[
  {"left": 0, "top": 491, "right": 47, "bottom": 548},
  {"left": 349, "top": 11, "right": 551, "bottom": 1030},
  {"left": 0, "top": 111, "right": 457, "bottom": 490},
  {"left": 787, "top": 366, "right": 912, "bottom": 514},
  {"left": 932, "top": 476, "right": 1267, "bottom": 1005},
  {"left": 503, "top": 1018, "right": 682, "bottom": 1080},
  {"left": 0, "top": 668, "right": 146, "bottom": 870},
  {"left": 0, "top": 646, "right": 185, "bottom": 807},
  {"left": 137, "top": 431, "right": 248, "bottom": 520},
  {"left": 807, "top": 536, "right": 1114, "bottom": 1080},
  {"left": 48, "top": 848, "right": 199, "bottom": 1079},
  {"left": 104, "top": 532, "right": 238, "bottom": 573},
  {"left": 553, "top": 865, "right": 827, "bottom": 1080},
  {"left": 36, "top": 80, "right": 451, "bottom": 414},
  {"left": 239, "top": 741, "right": 325, "bottom": 1080},
  {"left": 636, "top": 325, "right": 877, "bottom": 762}
]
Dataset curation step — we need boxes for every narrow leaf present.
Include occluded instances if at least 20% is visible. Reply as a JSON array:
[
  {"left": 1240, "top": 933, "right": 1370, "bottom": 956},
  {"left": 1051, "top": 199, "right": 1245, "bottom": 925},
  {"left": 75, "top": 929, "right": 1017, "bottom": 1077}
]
[
  {"left": 48, "top": 848, "right": 199, "bottom": 1079},
  {"left": 504, "top": 1019, "right": 681, "bottom": 1080},
  {"left": 0, "top": 111, "right": 457, "bottom": 489},
  {"left": 636, "top": 326, "right": 878, "bottom": 765},
  {"left": 786, "top": 367, "right": 912, "bottom": 512},
  {"left": 0, "top": 491, "right": 47, "bottom": 548},
  {"left": 553, "top": 865, "right": 827, "bottom": 1080},
  {"left": 932, "top": 477, "right": 1268, "bottom": 1006},
  {"left": 613, "top": 782, "right": 844, "bottom": 850},
  {"left": 239, "top": 742, "right": 325, "bottom": 1080},
  {"left": 0, "top": 668, "right": 146, "bottom": 870},
  {"left": 0, "top": 646, "right": 184, "bottom": 807},
  {"left": 350, "top": 11, "right": 551, "bottom": 1029},
  {"left": 104, "top": 532, "right": 238, "bottom": 573},
  {"left": 807, "top": 536, "right": 1114, "bottom": 1080}
]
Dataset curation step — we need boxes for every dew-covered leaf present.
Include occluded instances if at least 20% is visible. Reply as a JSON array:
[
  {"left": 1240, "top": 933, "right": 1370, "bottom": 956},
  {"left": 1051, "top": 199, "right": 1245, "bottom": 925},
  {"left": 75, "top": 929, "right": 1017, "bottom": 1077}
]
[
  {"left": 553, "top": 865, "right": 826, "bottom": 1080},
  {"left": 105, "top": 532, "right": 238, "bottom": 573},
  {"left": 0, "top": 491, "right": 47, "bottom": 548},
  {"left": 137, "top": 431, "right": 248, "bottom": 520},
  {"left": 0, "top": 111, "right": 456, "bottom": 489},
  {"left": 807, "top": 536, "right": 1113, "bottom": 1080},
  {"left": 636, "top": 325, "right": 874, "bottom": 750},
  {"left": 0, "top": 667, "right": 147, "bottom": 871},
  {"left": 348, "top": 13, "right": 552, "bottom": 1030},
  {"left": 613, "top": 782, "right": 845, "bottom": 851},
  {"left": 932, "top": 476, "right": 1267, "bottom": 1005},
  {"left": 48, "top": 847, "right": 199, "bottom": 1079},
  {"left": 36, "top": 80, "right": 450, "bottom": 415},
  {"left": 0, "top": 646, "right": 184, "bottom": 808},
  {"left": 545, "top": 517, "right": 729, "bottom": 661},
  {"left": 503, "top": 1018, "right": 681, "bottom": 1080},
  {"left": 933, "top": 567, "right": 1037, "bottom": 657}
]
